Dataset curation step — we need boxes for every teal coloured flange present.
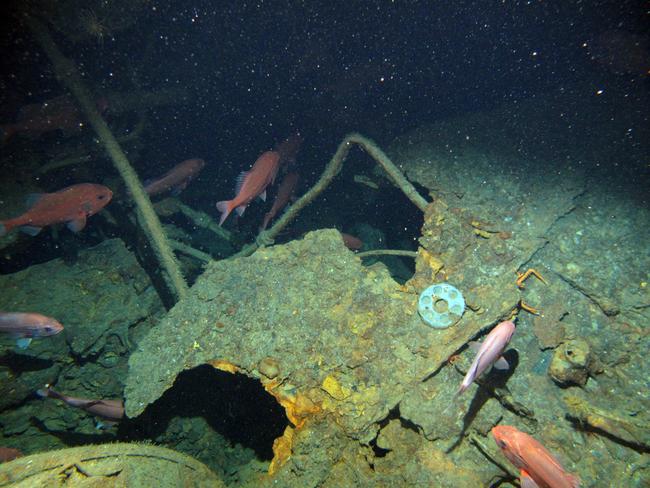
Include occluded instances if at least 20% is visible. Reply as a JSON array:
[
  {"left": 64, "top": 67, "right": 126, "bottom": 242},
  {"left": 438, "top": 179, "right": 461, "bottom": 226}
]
[{"left": 418, "top": 283, "right": 465, "bottom": 329}]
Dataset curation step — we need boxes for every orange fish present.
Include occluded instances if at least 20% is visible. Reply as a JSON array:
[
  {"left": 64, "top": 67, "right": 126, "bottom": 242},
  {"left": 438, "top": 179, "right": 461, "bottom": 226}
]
[
  {"left": 143, "top": 158, "right": 205, "bottom": 197},
  {"left": 0, "top": 95, "right": 108, "bottom": 143},
  {"left": 0, "top": 183, "right": 113, "bottom": 236},
  {"left": 492, "top": 425, "right": 581, "bottom": 488},
  {"left": 216, "top": 151, "right": 280, "bottom": 225},
  {"left": 260, "top": 172, "right": 299, "bottom": 230}
]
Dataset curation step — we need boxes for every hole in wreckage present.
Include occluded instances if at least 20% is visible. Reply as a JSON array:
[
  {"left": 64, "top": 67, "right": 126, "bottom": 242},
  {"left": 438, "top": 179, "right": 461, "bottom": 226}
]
[
  {"left": 356, "top": 181, "right": 424, "bottom": 284},
  {"left": 127, "top": 364, "right": 288, "bottom": 475},
  {"left": 296, "top": 150, "right": 425, "bottom": 284}
]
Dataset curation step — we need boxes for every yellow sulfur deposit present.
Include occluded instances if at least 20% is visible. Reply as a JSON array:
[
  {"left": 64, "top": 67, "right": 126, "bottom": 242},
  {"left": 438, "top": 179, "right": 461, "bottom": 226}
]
[{"left": 322, "top": 375, "right": 352, "bottom": 401}]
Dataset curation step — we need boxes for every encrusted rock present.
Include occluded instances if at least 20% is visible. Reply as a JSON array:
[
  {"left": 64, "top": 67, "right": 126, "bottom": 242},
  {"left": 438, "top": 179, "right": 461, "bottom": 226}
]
[
  {"left": 258, "top": 357, "right": 280, "bottom": 379},
  {"left": 548, "top": 339, "right": 594, "bottom": 387}
]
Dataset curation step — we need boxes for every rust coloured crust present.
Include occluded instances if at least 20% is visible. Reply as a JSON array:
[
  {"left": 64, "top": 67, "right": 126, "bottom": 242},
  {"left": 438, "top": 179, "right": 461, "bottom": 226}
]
[{"left": 207, "top": 359, "right": 241, "bottom": 374}]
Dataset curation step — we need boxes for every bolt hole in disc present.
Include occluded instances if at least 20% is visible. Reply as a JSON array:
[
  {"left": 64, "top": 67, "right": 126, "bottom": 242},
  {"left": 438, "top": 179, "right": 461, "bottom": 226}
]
[
  {"left": 433, "top": 298, "right": 448, "bottom": 313},
  {"left": 418, "top": 283, "right": 465, "bottom": 329}
]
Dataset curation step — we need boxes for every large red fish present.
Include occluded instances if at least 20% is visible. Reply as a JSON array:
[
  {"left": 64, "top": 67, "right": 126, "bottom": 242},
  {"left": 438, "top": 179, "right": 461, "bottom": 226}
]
[
  {"left": 0, "top": 95, "right": 108, "bottom": 143},
  {"left": 0, "top": 183, "right": 112, "bottom": 236},
  {"left": 0, "top": 312, "right": 64, "bottom": 349},
  {"left": 143, "top": 158, "right": 205, "bottom": 197},
  {"left": 216, "top": 151, "right": 280, "bottom": 226},
  {"left": 37, "top": 386, "right": 124, "bottom": 425},
  {"left": 492, "top": 425, "right": 581, "bottom": 488},
  {"left": 260, "top": 172, "right": 299, "bottom": 230}
]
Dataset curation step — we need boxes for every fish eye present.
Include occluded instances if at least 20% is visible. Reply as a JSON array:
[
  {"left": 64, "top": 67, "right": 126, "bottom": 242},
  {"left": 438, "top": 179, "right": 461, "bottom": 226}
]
[
  {"left": 44, "top": 326, "right": 53, "bottom": 333},
  {"left": 496, "top": 439, "right": 507, "bottom": 448},
  {"left": 97, "top": 194, "right": 105, "bottom": 200}
]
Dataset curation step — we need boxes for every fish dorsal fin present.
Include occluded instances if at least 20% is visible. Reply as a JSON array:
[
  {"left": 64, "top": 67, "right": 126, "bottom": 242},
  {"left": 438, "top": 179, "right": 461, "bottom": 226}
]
[
  {"left": 235, "top": 171, "right": 248, "bottom": 196},
  {"left": 25, "top": 193, "right": 45, "bottom": 209}
]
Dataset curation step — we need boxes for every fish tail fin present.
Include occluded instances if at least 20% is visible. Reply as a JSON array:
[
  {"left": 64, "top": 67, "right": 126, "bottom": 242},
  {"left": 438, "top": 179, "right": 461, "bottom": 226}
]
[
  {"left": 36, "top": 387, "right": 53, "bottom": 398},
  {"left": 216, "top": 200, "right": 232, "bottom": 226},
  {"left": 443, "top": 388, "right": 463, "bottom": 415},
  {"left": 442, "top": 400, "right": 454, "bottom": 415},
  {"left": 40, "top": 386, "right": 66, "bottom": 401},
  {"left": 443, "top": 401, "right": 456, "bottom": 416}
]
